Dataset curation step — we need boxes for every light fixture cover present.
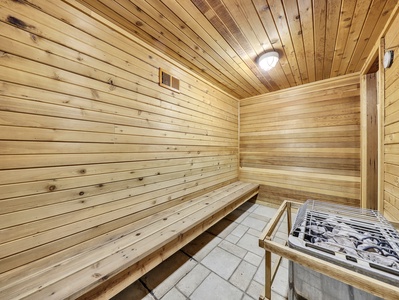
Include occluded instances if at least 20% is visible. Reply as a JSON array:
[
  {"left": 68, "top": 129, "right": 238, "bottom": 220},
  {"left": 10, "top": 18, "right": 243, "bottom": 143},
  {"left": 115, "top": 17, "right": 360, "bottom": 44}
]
[
  {"left": 383, "top": 50, "right": 394, "bottom": 69},
  {"left": 258, "top": 51, "right": 279, "bottom": 71}
]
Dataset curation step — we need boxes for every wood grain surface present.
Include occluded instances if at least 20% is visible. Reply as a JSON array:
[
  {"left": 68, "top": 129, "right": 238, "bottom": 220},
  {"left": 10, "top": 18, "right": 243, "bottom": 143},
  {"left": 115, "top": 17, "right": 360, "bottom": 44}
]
[
  {"left": 240, "top": 74, "right": 361, "bottom": 206},
  {"left": 76, "top": 0, "right": 397, "bottom": 98},
  {"left": 382, "top": 9, "right": 399, "bottom": 221},
  {"left": 0, "top": 0, "right": 239, "bottom": 285}
]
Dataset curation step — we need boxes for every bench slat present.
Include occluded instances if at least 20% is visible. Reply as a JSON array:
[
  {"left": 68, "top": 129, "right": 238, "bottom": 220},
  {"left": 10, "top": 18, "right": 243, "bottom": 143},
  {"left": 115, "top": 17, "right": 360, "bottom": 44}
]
[
  {"left": 1, "top": 181, "right": 259, "bottom": 300},
  {"left": 84, "top": 187, "right": 260, "bottom": 300},
  {"left": 1, "top": 182, "right": 242, "bottom": 294},
  {"left": 0, "top": 175, "right": 237, "bottom": 279}
]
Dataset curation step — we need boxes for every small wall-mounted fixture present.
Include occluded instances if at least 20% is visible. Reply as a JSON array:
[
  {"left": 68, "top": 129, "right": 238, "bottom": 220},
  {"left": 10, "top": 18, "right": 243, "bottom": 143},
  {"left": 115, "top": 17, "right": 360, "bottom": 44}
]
[
  {"left": 383, "top": 50, "right": 394, "bottom": 69},
  {"left": 159, "top": 68, "right": 180, "bottom": 93},
  {"left": 258, "top": 51, "right": 279, "bottom": 71}
]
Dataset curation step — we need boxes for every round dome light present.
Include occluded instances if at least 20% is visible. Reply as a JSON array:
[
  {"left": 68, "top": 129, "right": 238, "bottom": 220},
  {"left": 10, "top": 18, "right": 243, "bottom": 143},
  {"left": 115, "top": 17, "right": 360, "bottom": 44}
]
[{"left": 258, "top": 51, "right": 279, "bottom": 71}]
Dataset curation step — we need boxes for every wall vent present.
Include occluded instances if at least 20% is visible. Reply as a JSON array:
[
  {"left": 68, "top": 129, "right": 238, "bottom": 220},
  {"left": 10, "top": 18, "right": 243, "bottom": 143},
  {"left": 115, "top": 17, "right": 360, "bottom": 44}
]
[{"left": 159, "top": 68, "right": 180, "bottom": 93}]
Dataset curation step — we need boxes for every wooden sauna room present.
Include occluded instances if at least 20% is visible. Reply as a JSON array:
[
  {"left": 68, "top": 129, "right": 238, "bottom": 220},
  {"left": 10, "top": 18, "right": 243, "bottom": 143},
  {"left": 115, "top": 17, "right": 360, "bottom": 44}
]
[{"left": 1, "top": 0, "right": 399, "bottom": 299}]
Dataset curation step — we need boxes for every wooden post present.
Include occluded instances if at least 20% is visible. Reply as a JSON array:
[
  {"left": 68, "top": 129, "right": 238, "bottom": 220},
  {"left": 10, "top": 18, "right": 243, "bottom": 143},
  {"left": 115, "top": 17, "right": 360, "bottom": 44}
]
[
  {"left": 377, "top": 37, "right": 385, "bottom": 213},
  {"left": 259, "top": 201, "right": 288, "bottom": 245},
  {"left": 360, "top": 73, "right": 378, "bottom": 209},
  {"left": 265, "top": 248, "right": 272, "bottom": 300},
  {"left": 259, "top": 201, "right": 301, "bottom": 300},
  {"left": 286, "top": 201, "right": 292, "bottom": 234}
]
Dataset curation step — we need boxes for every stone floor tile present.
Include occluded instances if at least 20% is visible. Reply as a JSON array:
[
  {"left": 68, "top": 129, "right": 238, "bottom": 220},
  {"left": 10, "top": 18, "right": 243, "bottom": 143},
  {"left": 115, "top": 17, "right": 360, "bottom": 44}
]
[
  {"left": 273, "top": 236, "right": 287, "bottom": 247},
  {"left": 201, "top": 246, "right": 241, "bottom": 279},
  {"left": 225, "top": 209, "right": 250, "bottom": 223},
  {"left": 272, "top": 266, "right": 288, "bottom": 298},
  {"left": 247, "top": 227, "right": 263, "bottom": 238},
  {"left": 176, "top": 263, "right": 210, "bottom": 297},
  {"left": 244, "top": 252, "right": 263, "bottom": 267},
  {"left": 225, "top": 234, "right": 240, "bottom": 244},
  {"left": 275, "top": 218, "right": 288, "bottom": 232},
  {"left": 253, "top": 205, "right": 278, "bottom": 219},
  {"left": 111, "top": 280, "right": 155, "bottom": 300},
  {"left": 190, "top": 273, "right": 243, "bottom": 300},
  {"left": 241, "top": 216, "right": 267, "bottom": 231},
  {"left": 236, "top": 233, "right": 265, "bottom": 257},
  {"left": 247, "top": 281, "right": 289, "bottom": 300},
  {"left": 182, "top": 231, "right": 222, "bottom": 261},
  {"left": 253, "top": 258, "right": 265, "bottom": 284},
  {"left": 218, "top": 240, "right": 247, "bottom": 258},
  {"left": 242, "top": 294, "right": 255, "bottom": 300},
  {"left": 273, "top": 231, "right": 288, "bottom": 243},
  {"left": 249, "top": 212, "right": 271, "bottom": 222},
  {"left": 271, "top": 290, "right": 288, "bottom": 300},
  {"left": 160, "top": 287, "right": 186, "bottom": 300},
  {"left": 140, "top": 251, "right": 196, "bottom": 299},
  {"left": 207, "top": 218, "right": 238, "bottom": 239},
  {"left": 276, "top": 226, "right": 289, "bottom": 236},
  {"left": 231, "top": 224, "right": 249, "bottom": 238},
  {"left": 229, "top": 260, "right": 257, "bottom": 291},
  {"left": 246, "top": 280, "right": 264, "bottom": 300},
  {"left": 275, "top": 229, "right": 289, "bottom": 240}
]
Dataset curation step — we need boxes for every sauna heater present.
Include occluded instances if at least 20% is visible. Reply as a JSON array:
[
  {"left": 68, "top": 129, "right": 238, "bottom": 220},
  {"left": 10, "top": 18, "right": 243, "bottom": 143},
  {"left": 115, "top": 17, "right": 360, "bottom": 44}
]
[{"left": 288, "top": 200, "right": 399, "bottom": 300}]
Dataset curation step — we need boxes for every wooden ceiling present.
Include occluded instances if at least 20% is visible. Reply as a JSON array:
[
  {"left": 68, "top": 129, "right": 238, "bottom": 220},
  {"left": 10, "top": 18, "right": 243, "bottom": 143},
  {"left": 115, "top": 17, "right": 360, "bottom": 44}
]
[{"left": 78, "top": 0, "right": 397, "bottom": 99}]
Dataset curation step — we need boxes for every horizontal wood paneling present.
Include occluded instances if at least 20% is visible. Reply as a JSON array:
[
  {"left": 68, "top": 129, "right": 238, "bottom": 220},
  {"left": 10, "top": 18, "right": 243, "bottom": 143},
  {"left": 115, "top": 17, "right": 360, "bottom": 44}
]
[
  {"left": 0, "top": 0, "right": 238, "bottom": 281},
  {"left": 240, "top": 74, "right": 361, "bottom": 206},
  {"left": 383, "top": 10, "right": 399, "bottom": 221}
]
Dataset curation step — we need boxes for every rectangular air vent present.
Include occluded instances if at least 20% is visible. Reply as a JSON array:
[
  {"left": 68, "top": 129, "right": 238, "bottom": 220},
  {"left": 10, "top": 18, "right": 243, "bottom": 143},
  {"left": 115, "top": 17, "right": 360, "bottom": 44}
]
[{"left": 159, "top": 68, "right": 180, "bottom": 93}]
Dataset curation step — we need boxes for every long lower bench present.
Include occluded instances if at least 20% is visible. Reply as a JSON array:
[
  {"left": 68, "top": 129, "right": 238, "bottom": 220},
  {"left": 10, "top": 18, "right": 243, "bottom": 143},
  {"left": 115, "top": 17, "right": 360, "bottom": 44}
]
[{"left": 1, "top": 181, "right": 259, "bottom": 300}]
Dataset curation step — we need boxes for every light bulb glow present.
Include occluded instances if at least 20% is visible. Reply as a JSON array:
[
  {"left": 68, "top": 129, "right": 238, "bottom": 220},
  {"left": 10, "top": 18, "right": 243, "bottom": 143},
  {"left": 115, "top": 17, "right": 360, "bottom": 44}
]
[{"left": 258, "top": 51, "right": 279, "bottom": 71}]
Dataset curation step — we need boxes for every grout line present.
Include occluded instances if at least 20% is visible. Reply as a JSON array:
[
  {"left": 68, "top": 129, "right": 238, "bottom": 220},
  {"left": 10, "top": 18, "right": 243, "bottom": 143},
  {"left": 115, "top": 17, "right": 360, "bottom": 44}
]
[
  {"left": 174, "top": 285, "right": 189, "bottom": 300},
  {"left": 172, "top": 258, "right": 202, "bottom": 299},
  {"left": 139, "top": 278, "right": 158, "bottom": 300},
  {"left": 179, "top": 248, "right": 198, "bottom": 263},
  {"left": 187, "top": 266, "right": 212, "bottom": 298}
]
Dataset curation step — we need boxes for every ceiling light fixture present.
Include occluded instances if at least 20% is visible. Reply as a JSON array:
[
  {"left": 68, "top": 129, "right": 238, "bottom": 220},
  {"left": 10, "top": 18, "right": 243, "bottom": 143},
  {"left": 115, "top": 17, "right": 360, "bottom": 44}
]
[{"left": 258, "top": 51, "right": 279, "bottom": 71}]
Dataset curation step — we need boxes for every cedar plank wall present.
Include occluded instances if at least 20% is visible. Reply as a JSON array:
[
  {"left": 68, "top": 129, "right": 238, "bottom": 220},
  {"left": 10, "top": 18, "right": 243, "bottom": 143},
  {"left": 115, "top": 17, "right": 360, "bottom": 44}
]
[
  {"left": 0, "top": 1, "right": 238, "bottom": 276},
  {"left": 383, "top": 11, "right": 399, "bottom": 221},
  {"left": 240, "top": 74, "right": 361, "bottom": 206}
]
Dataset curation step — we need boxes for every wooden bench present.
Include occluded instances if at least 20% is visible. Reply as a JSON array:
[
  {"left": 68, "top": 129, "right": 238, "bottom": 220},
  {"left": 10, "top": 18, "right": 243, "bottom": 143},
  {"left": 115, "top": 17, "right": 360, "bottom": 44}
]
[{"left": 1, "top": 181, "right": 259, "bottom": 300}]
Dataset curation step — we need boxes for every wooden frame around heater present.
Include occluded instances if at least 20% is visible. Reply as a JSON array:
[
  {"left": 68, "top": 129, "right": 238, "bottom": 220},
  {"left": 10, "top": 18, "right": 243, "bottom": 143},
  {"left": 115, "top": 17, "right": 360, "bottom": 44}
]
[{"left": 258, "top": 200, "right": 399, "bottom": 300}]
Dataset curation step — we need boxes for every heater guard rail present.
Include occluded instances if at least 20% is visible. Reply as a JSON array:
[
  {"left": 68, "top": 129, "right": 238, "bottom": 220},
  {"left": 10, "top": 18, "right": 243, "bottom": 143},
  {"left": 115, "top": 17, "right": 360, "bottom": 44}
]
[{"left": 258, "top": 200, "right": 399, "bottom": 300}]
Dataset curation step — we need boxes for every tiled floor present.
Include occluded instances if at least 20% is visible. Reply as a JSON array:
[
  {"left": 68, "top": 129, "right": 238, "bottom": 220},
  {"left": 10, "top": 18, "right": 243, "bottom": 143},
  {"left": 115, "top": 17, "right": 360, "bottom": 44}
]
[{"left": 112, "top": 202, "right": 289, "bottom": 300}]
